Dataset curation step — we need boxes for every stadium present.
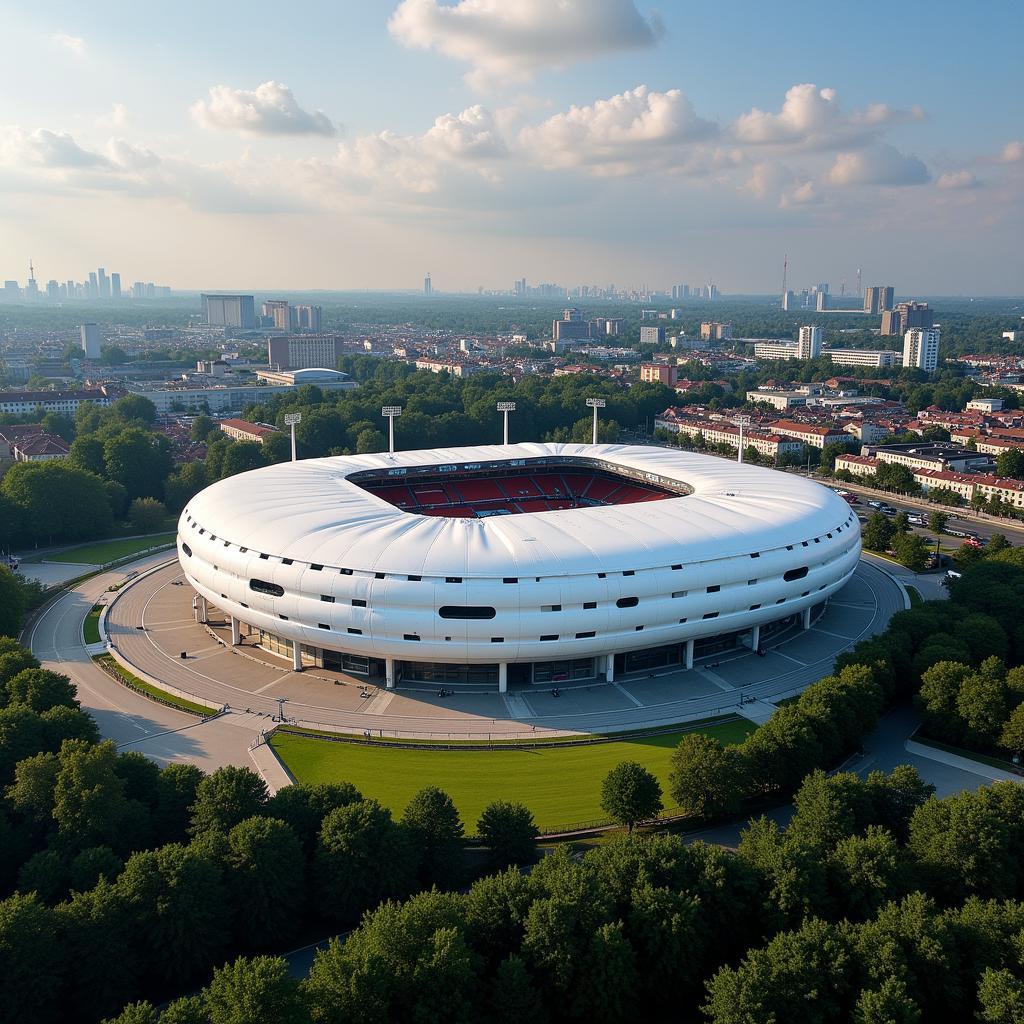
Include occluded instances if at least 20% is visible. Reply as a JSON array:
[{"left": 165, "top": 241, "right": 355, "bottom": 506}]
[{"left": 176, "top": 443, "right": 861, "bottom": 692}]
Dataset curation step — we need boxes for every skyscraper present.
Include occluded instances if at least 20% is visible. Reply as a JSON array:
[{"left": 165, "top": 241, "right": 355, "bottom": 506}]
[
  {"left": 88, "top": 272, "right": 98, "bottom": 299},
  {"left": 881, "top": 301, "right": 932, "bottom": 336},
  {"left": 424, "top": 273, "right": 432, "bottom": 296},
  {"left": 782, "top": 290, "right": 794, "bottom": 311},
  {"left": 80, "top": 323, "right": 102, "bottom": 359},
  {"left": 110, "top": 273, "right": 121, "bottom": 299},
  {"left": 98, "top": 268, "right": 110, "bottom": 299},
  {"left": 262, "top": 300, "right": 291, "bottom": 330},
  {"left": 864, "top": 285, "right": 895, "bottom": 314},
  {"left": 903, "top": 327, "right": 940, "bottom": 372},
  {"left": 797, "top": 325, "right": 822, "bottom": 360}
]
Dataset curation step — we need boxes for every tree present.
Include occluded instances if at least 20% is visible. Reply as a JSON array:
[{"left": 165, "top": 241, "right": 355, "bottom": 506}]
[
  {"left": 402, "top": 786, "right": 464, "bottom": 887},
  {"left": 892, "top": 532, "right": 930, "bottom": 572},
  {"left": 112, "top": 394, "right": 157, "bottom": 424},
  {"left": 995, "top": 449, "right": 1024, "bottom": 479},
  {"left": 0, "top": 566, "right": 27, "bottom": 638},
  {"left": 189, "top": 414, "right": 217, "bottom": 442},
  {"left": 999, "top": 704, "right": 1024, "bottom": 756},
  {"left": 956, "top": 668, "right": 1008, "bottom": 746},
  {"left": 1, "top": 461, "right": 113, "bottom": 544},
  {"left": 265, "top": 781, "right": 363, "bottom": 852},
  {"left": 155, "top": 762, "right": 204, "bottom": 842},
  {"left": 261, "top": 431, "right": 291, "bottom": 465},
  {"left": 928, "top": 510, "right": 949, "bottom": 535},
  {"left": 600, "top": 762, "right": 663, "bottom": 831},
  {"left": 220, "top": 440, "right": 266, "bottom": 479},
  {"left": 100, "top": 345, "right": 130, "bottom": 366},
  {"left": 476, "top": 801, "right": 538, "bottom": 870},
  {"left": 828, "top": 826, "right": 908, "bottom": 921},
  {"left": 163, "top": 462, "right": 208, "bottom": 512},
  {"left": 667, "top": 733, "right": 744, "bottom": 819},
  {"left": 892, "top": 510, "right": 910, "bottom": 534},
  {"left": 188, "top": 765, "right": 268, "bottom": 836},
  {"left": 862, "top": 512, "right": 894, "bottom": 552},
  {"left": 128, "top": 497, "right": 166, "bottom": 533},
  {"left": 203, "top": 955, "right": 310, "bottom": 1024},
  {"left": 103, "top": 428, "right": 173, "bottom": 501},
  {"left": 225, "top": 816, "right": 305, "bottom": 947},
  {"left": 853, "top": 976, "right": 921, "bottom": 1024},
  {"left": 977, "top": 967, "right": 1024, "bottom": 1024},
  {"left": 5, "top": 668, "right": 78, "bottom": 713},
  {"left": 0, "top": 892, "right": 63, "bottom": 1024},
  {"left": 314, "top": 799, "right": 415, "bottom": 922},
  {"left": 487, "top": 955, "right": 548, "bottom": 1024}
]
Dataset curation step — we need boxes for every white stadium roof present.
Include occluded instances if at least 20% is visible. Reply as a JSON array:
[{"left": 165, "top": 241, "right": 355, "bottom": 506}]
[{"left": 183, "top": 443, "right": 852, "bottom": 580}]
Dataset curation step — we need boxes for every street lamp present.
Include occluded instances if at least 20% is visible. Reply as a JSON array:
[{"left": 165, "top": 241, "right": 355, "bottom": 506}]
[
  {"left": 276, "top": 696, "right": 288, "bottom": 723},
  {"left": 497, "top": 401, "right": 516, "bottom": 445},
  {"left": 381, "top": 406, "right": 402, "bottom": 455},
  {"left": 284, "top": 412, "right": 302, "bottom": 462},
  {"left": 732, "top": 415, "right": 751, "bottom": 464},
  {"left": 586, "top": 397, "right": 606, "bottom": 445}
]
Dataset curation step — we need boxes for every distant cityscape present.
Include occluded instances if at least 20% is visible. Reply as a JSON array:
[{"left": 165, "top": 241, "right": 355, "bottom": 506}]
[{"left": 1, "top": 262, "right": 173, "bottom": 303}]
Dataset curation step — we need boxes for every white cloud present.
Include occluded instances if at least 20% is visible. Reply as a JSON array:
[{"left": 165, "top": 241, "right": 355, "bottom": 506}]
[
  {"left": 734, "top": 83, "right": 924, "bottom": 150},
  {"left": 97, "top": 103, "right": 129, "bottom": 129},
  {"left": 1000, "top": 141, "right": 1024, "bottom": 164},
  {"left": 936, "top": 170, "right": 979, "bottom": 190},
  {"left": 521, "top": 85, "right": 716, "bottom": 175},
  {"left": 191, "top": 81, "right": 336, "bottom": 136},
  {"left": 52, "top": 33, "right": 85, "bottom": 55},
  {"left": 0, "top": 126, "right": 108, "bottom": 169},
  {"left": 388, "top": 0, "right": 663, "bottom": 89},
  {"left": 741, "top": 161, "right": 817, "bottom": 207},
  {"left": 827, "top": 144, "right": 929, "bottom": 186}
]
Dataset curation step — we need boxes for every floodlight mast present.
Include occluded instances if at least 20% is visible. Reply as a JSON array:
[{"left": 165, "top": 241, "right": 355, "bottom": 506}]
[
  {"left": 586, "top": 398, "right": 606, "bottom": 445},
  {"left": 381, "top": 406, "right": 402, "bottom": 455},
  {"left": 733, "top": 415, "right": 751, "bottom": 464},
  {"left": 284, "top": 413, "right": 302, "bottom": 462},
  {"left": 497, "top": 401, "right": 516, "bottom": 445}
]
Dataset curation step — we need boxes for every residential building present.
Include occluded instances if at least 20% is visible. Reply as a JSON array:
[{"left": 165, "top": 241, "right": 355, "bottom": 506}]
[
  {"left": 552, "top": 308, "right": 591, "bottom": 342},
  {"left": 966, "top": 398, "right": 1004, "bottom": 413},
  {"left": 770, "top": 420, "right": 856, "bottom": 449},
  {"left": 864, "top": 286, "right": 895, "bottom": 314},
  {"left": 262, "top": 300, "right": 291, "bottom": 330},
  {"left": 80, "top": 323, "right": 102, "bottom": 359},
  {"left": 654, "top": 411, "right": 802, "bottom": 459},
  {"left": 700, "top": 321, "right": 733, "bottom": 341},
  {"left": 414, "top": 358, "right": 480, "bottom": 377},
  {"left": 0, "top": 389, "right": 112, "bottom": 417},
  {"left": 903, "top": 327, "right": 940, "bottom": 372},
  {"left": 827, "top": 349, "right": 899, "bottom": 368},
  {"left": 639, "top": 363, "right": 677, "bottom": 386},
  {"left": 797, "top": 325, "right": 822, "bottom": 360},
  {"left": 267, "top": 335, "right": 345, "bottom": 371},
  {"left": 293, "top": 304, "right": 322, "bottom": 331},
  {"left": 753, "top": 341, "right": 800, "bottom": 361},
  {"left": 219, "top": 419, "right": 277, "bottom": 444},
  {"left": 745, "top": 389, "right": 808, "bottom": 411},
  {"left": 202, "top": 294, "right": 257, "bottom": 329},
  {"left": 861, "top": 441, "right": 991, "bottom": 474},
  {"left": 0, "top": 425, "right": 70, "bottom": 467},
  {"left": 881, "top": 301, "right": 932, "bottom": 336},
  {"left": 639, "top": 326, "right": 666, "bottom": 345}
]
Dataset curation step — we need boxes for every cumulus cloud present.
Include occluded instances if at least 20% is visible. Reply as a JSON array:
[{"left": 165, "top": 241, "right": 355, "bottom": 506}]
[
  {"left": 827, "top": 144, "right": 929, "bottom": 186},
  {"left": 388, "top": 0, "right": 663, "bottom": 89},
  {"left": 936, "top": 170, "right": 979, "bottom": 190},
  {"left": 734, "top": 83, "right": 924, "bottom": 150},
  {"left": 52, "top": 33, "right": 85, "bottom": 55},
  {"left": 521, "top": 85, "right": 716, "bottom": 175},
  {"left": 741, "top": 161, "right": 818, "bottom": 207},
  {"left": 1000, "top": 141, "right": 1024, "bottom": 164},
  {"left": 0, "top": 126, "right": 108, "bottom": 169},
  {"left": 191, "top": 81, "right": 336, "bottom": 136}
]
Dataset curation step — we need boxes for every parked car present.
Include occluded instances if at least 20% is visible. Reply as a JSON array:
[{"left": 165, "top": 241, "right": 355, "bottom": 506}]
[{"left": 908, "top": 514, "right": 925, "bottom": 526}]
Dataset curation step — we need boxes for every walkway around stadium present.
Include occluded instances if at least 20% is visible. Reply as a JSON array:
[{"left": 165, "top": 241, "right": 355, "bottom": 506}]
[{"left": 95, "top": 553, "right": 906, "bottom": 740}]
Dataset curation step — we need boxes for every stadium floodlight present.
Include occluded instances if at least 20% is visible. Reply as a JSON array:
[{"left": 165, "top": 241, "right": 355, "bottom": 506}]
[
  {"left": 497, "top": 401, "right": 516, "bottom": 445},
  {"left": 381, "top": 406, "right": 402, "bottom": 454},
  {"left": 284, "top": 412, "right": 302, "bottom": 462},
  {"left": 586, "top": 397, "right": 606, "bottom": 445},
  {"left": 732, "top": 415, "right": 751, "bottom": 464}
]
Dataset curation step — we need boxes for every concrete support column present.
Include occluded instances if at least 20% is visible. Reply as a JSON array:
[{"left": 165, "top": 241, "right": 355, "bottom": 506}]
[
  {"left": 292, "top": 640, "right": 303, "bottom": 672},
  {"left": 385, "top": 657, "right": 396, "bottom": 690},
  {"left": 684, "top": 638, "right": 695, "bottom": 670},
  {"left": 750, "top": 624, "right": 760, "bottom": 652},
  {"left": 230, "top": 615, "right": 240, "bottom": 646},
  {"left": 198, "top": 595, "right": 208, "bottom": 624},
  {"left": 802, "top": 606, "right": 812, "bottom": 630},
  {"left": 605, "top": 653, "right": 615, "bottom": 683},
  {"left": 498, "top": 662, "right": 508, "bottom": 694}
]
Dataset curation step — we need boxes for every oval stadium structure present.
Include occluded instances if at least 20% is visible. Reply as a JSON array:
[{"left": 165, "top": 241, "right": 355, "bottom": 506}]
[{"left": 177, "top": 443, "right": 861, "bottom": 691}]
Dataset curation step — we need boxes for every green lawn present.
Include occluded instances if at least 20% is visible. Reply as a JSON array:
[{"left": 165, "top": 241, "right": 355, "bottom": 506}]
[
  {"left": 83, "top": 605, "right": 103, "bottom": 644},
  {"left": 50, "top": 533, "right": 176, "bottom": 565},
  {"left": 93, "top": 655, "right": 217, "bottom": 717},
  {"left": 271, "top": 718, "right": 755, "bottom": 834}
]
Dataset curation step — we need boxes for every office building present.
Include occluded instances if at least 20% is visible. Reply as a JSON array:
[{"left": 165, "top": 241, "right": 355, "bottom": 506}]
[
  {"left": 46, "top": 280, "right": 60, "bottom": 300},
  {"left": 202, "top": 294, "right": 257, "bottom": 329},
  {"left": 424, "top": 273, "right": 432, "bottom": 296},
  {"left": 80, "top": 323, "right": 102, "bottom": 359},
  {"left": 782, "top": 290, "right": 794, "bottom": 311},
  {"left": 552, "top": 308, "right": 592, "bottom": 342},
  {"left": 98, "top": 268, "right": 109, "bottom": 299},
  {"left": 797, "top": 325, "right": 822, "bottom": 360},
  {"left": 864, "top": 286, "right": 895, "bottom": 314},
  {"left": 640, "top": 325, "right": 667, "bottom": 345},
  {"left": 671, "top": 284, "right": 690, "bottom": 300},
  {"left": 267, "top": 335, "right": 346, "bottom": 371},
  {"left": 110, "top": 273, "right": 121, "bottom": 299},
  {"left": 881, "top": 301, "right": 932, "bottom": 337},
  {"left": 903, "top": 327, "right": 940, "bottom": 373},
  {"left": 816, "top": 291, "right": 828, "bottom": 311}
]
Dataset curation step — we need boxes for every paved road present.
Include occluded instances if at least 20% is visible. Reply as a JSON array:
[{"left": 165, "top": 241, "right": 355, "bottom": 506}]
[
  {"left": 26, "top": 554, "right": 263, "bottom": 771},
  {"left": 104, "top": 558, "right": 907, "bottom": 739}
]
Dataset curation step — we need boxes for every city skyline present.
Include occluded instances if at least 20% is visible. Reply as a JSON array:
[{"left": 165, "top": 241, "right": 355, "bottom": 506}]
[{"left": 1, "top": 0, "right": 1021, "bottom": 294}]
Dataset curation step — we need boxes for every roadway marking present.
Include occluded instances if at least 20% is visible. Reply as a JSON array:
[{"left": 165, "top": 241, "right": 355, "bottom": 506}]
[
  {"left": 144, "top": 618, "right": 195, "bottom": 627},
  {"left": 768, "top": 648, "right": 808, "bottom": 667},
  {"left": 696, "top": 667, "right": 734, "bottom": 692},
  {"left": 254, "top": 677, "right": 288, "bottom": 694},
  {"left": 812, "top": 626, "right": 857, "bottom": 642},
  {"left": 828, "top": 601, "right": 872, "bottom": 610},
  {"left": 612, "top": 681, "right": 644, "bottom": 707}
]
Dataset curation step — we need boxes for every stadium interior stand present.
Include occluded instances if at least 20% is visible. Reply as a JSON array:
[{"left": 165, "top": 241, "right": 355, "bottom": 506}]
[{"left": 360, "top": 467, "right": 672, "bottom": 518}]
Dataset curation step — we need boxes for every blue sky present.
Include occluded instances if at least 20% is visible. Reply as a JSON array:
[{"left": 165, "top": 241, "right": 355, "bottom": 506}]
[{"left": 1, "top": 0, "right": 1021, "bottom": 294}]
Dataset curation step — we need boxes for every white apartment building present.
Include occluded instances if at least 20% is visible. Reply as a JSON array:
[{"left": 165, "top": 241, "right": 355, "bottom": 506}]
[
  {"left": 903, "top": 328, "right": 940, "bottom": 372},
  {"left": 797, "top": 326, "right": 822, "bottom": 360},
  {"left": 753, "top": 341, "right": 800, "bottom": 361},
  {"left": 745, "top": 389, "right": 808, "bottom": 410},
  {"left": 655, "top": 415, "right": 803, "bottom": 459},
  {"left": 827, "top": 349, "right": 899, "bottom": 368}
]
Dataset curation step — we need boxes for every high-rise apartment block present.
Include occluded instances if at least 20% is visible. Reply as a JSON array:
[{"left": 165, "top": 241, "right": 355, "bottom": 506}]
[
  {"left": 700, "top": 321, "right": 733, "bottom": 341},
  {"left": 881, "top": 301, "right": 932, "bottom": 337},
  {"left": 202, "top": 293, "right": 256, "bottom": 329},
  {"left": 782, "top": 290, "right": 794, "bottom": 311},
  {"left": 262, "top": 300, "right": 291, "bottom": 330},
  {"left": 80, "top": 323, "right": 102, "bottom": 359},
  {"left": 639, "top": 325, "right": 666, "bottom": 345},
  {"left": 903, "top": 328, "right": 940, "bottom": 373},
  {"left": 552, "top": 308, "right": 592, "bottom": 342},
  {"left": 292, "top": 304, "right": 322, "bottom": 331},
  {"left": 110, "top": 273, "right": 121, "bottom": 299},
  {"left": 797, "top": 325, "right": 822, "bottom": 360},
  {"left": 424, "top": 273, "right": 432, "bottom": 296},
  {"left": 639, "top": 362, "right": 677, "bottom": 385},
  {"left": 864, "top": 286, "right": 895, "bottom": 314}
]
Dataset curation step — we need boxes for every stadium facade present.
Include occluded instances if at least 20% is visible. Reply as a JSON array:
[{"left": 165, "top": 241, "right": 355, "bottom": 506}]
[{"left": 177, "top": 444, "right": 860, "bottom": 691}]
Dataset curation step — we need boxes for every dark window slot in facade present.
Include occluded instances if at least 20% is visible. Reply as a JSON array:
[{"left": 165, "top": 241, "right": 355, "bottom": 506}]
[
  {"left": 347, "top": 628, "right": 362, "bottom": 635},
  {"left": 259, "top": 553, "right": 269, "bottom": 560},
  {"left": 784, "top": 566, "right": 809, "bottom": 582},
  {"left": 503, "top": 577, "right": 518, "bottom": 584},
  {"left": 544, "top": 604, "right": 562, "bottom": 612},
  {"left": 321, "top": 595, "right": 335, "bottom": 603},
  {"left": 635, "top": 625, "right": 644, "bottom": 631},
  {"left": 310, "top": 564, "right": 323, "bottom": 571},
  {"left": 408, "top": 575, "right": 422, "bottom": 581},
  {"left": 249, "top": 579, "right": 283, "bottom": 597},
  {"left": 703, "top": 611, "right": 719, "bottom": 619},
  {"left": 445, "top": 576, "right": 463, "bottom": 583},
  {"left": 540, "top": 634, "right": 558, "bottom": 641},
  {"left": 707, "top": 585, "right": 720, "bottom": 593},
  {"left": 438, "top": 606, "right": 496, "bottom": 620},
  {"left": 749, "top": 552, "right": 760, "bottom": 558},
  {"left": 490, "top": 637, "right": 504, "bottom": 643},
  {"left": 598, "top": 573, "right": 607, "bottom": 579},
  {"left": 182, "top": 543, "right": 192, "bottom": 557},
  {"left": 616, "top": 596, "right": 639, "bottom": 608},
  {"left": 748, "top": 579, "right": 757, "bottom": 585},
  {"left": 223, "top": 541, "right": 229, "bottom": 548},
  {"left": 240, "top": 547, "right": 248, "bottom": 553},
  {"left": 623, "top": 570, "right": 635, "bottom": 577},
  {"left": 318, "top": 623, "right": 330, "bottom": 630},
  {"left": 583, "top": 601, "right": 597, "bottom": 609},
  {"left": 375, "top": 572, "right": 385, "bottom": 579},
  {"left": 240, "top": 602, "right": 248, "bottom": 609},
  {"left": 278, "top": 614, "right": 289, "bottom": 621},
  {"left": 575, "top": 631, "right": 595, "bottom": 639},
  {"left": 352, "top": 599, "right": 367, "bottom": 607},
  {"left": 282, "top": 558, "right": 293, "bottom": 565},
  {"left": 339, "top": 568, "right": 353, "bottom": 575},
  {"left": 672, "top": 563, "right": 683, "bottom": 570},
  {"left": 404, "top": 633, "right": 420, "bottom": 641}
]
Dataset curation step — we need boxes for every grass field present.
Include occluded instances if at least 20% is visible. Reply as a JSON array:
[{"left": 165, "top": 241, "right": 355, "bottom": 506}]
[
  {"left": 48, "top": 533, "right": 176, "bottom": 565},
  {"left": 83, "top": 605, "right": 103, "bottom": 644},
  {"left": 94, "top": 655, "right": 217, "bottom": 717},
  {"left": 271, "top": 718, "right": 755, "bottom": 833}
]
